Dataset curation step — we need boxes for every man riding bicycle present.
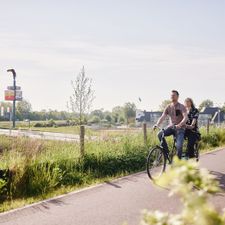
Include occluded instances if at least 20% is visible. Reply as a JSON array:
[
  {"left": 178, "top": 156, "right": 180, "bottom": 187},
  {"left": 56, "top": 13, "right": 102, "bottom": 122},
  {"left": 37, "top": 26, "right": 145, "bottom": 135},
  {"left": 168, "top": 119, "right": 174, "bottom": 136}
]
[{"left": 154, "top": 90, "right": 188, "bottom": 159}]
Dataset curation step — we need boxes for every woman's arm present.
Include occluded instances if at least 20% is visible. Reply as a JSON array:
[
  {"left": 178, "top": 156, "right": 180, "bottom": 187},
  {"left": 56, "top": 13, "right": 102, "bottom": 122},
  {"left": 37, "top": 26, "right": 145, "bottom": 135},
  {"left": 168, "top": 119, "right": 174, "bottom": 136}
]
[{"left": 186, "top": 118, "right": 197, "bottom": 129}]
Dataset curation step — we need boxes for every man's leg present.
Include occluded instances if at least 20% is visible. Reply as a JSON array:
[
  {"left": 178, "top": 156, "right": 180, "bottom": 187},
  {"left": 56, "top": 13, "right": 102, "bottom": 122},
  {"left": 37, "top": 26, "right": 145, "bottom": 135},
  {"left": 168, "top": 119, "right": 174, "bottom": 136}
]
[
  {"left": 158, "top": 127, "right": 175, "bottom": 154},
  {"left": 184, "top": 129, "right": 190, "bottom": 157},
  {"left": 176, "top": 128, "right": 185, "bottom": 159}
]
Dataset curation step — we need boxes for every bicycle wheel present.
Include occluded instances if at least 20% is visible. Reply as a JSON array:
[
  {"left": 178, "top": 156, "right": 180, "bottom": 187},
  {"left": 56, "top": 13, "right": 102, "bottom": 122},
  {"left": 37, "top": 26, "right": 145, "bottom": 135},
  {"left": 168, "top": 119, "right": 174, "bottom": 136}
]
[{"left": 147, "top": 146, "right": 166, "bottom": 181}]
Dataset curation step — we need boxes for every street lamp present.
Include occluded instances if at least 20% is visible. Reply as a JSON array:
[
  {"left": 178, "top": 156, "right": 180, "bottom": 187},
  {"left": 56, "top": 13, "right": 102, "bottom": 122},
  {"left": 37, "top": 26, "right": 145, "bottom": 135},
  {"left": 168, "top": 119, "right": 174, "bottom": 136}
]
[{"left": 7, "top": 69, "right": 17, "bottom": 128}]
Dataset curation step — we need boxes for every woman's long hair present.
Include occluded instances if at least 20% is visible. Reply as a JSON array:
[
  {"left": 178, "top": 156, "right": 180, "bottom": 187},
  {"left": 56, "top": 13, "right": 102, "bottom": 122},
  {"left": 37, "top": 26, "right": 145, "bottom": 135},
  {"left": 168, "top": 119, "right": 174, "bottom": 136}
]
[{"left": 185, "top": 98, "right": 195, "bottom": 109}]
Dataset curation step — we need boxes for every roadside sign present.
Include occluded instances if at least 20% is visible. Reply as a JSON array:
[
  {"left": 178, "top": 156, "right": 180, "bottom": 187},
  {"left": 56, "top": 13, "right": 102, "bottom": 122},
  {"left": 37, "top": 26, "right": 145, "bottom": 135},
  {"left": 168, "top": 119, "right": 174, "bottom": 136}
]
[
  {"left": 15, "top": 90, "right": 23, "bottom": 101},
  {"left": 5, "top": 90, "right": 23, "bottom": 101},
  {"left": 7, "top": 86, "right": 21, "bottom": 91},
  {"left": 5, "top": 90, "right": 14, "bottom": 101}
]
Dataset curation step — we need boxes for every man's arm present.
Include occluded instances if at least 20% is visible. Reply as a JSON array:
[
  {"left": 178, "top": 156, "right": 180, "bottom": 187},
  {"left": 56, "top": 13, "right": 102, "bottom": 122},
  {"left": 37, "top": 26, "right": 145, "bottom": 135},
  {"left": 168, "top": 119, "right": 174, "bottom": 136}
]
[
  {"left": 155, "top": 111, "right": 167, "bottom": 127},
  {"left": 176, "top": 111, "right": 188, "bottom": 128}
]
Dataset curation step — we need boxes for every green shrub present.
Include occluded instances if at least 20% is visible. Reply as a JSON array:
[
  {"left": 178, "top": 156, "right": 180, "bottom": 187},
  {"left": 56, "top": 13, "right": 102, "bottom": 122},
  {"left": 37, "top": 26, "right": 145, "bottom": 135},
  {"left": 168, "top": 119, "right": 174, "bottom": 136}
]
[
  {"left": 25, "top": 162, "right": 63, "bottom": 196},
  {"left": 0, "top": 179, "right": 7, "bottom": 196},
  {"left": 199, "top": 127, "right": 225, "bottom": 150},
  {"left": 33, "top": 122, "right": 45, "bottom": 127}
]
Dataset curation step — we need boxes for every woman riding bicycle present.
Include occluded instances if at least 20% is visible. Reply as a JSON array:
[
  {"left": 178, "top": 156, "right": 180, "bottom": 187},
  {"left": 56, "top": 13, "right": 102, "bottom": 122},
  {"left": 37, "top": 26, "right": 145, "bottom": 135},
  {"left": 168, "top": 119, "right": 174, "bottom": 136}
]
[
  {"left": 184, "top": 98, "right": 200, "bottom": 158},
  {"left": 147, "top": 97, "right": 200, "bottom": 180}
]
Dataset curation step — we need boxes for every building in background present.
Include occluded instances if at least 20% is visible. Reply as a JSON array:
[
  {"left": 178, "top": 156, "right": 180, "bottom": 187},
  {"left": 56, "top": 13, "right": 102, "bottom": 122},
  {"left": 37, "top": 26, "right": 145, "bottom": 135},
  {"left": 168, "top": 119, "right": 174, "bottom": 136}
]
[
  {"left": 200, "top": 107, "right": 225, "bottom": 126},
  {"left": 136, "top": 110, "right": 166, "bottom": 127},
  {"left": 136, "top": 107, "right": 225, "bottom": 127},
  {"left": 0, "top": 105, "right": 12, "bottom": 121}
]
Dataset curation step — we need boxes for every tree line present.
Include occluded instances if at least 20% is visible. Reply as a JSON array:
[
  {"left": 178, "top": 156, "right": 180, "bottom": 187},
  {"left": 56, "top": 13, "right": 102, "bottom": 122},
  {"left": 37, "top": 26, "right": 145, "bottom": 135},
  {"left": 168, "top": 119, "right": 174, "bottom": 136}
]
[
  {"left": 0, "top": 99, "right": 137, "bottom": 125},
  {"left": 0, "top": 98, "right": 224, "bottom": 124}
]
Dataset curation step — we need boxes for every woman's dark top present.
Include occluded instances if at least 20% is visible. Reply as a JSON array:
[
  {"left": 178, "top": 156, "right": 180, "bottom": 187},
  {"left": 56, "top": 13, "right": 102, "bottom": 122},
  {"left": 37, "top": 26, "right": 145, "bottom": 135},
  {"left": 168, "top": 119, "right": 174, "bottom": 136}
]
[{"left": 186, "top": 107, "right": 199, "bottom": 131}]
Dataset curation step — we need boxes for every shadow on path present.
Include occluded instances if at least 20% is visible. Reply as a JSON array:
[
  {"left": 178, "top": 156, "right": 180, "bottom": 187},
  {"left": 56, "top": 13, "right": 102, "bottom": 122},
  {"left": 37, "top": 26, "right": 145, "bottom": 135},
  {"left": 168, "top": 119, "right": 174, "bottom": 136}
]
[
  {"left": 104, "top": 181, "right": 121, "bottom": 188},
  {"left": 210, "top": 171, "right": 225, "bottom": 191},
  {"left": 0, "top": 198, "right": 68, "bottom": 223}
]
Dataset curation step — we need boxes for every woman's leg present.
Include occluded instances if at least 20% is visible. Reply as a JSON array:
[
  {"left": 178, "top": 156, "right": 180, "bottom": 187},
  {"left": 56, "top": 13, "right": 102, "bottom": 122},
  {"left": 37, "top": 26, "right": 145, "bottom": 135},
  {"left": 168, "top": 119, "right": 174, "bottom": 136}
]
[
  {"left": 187, "top": 132, "right": 196, "bottom": 158},
  {"left": 184, "top": 130, "right": 189, "bottom": 157}
]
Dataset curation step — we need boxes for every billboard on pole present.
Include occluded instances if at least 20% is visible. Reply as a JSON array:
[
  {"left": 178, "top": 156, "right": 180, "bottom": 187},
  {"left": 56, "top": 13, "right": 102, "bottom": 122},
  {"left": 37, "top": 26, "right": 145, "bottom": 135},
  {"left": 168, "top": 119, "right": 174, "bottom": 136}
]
[
  {"left": 5, "top": 90, "right": 14, "bottom": 101},
  {"left": 15, "top": 90, "right": 22, "bottom": 100},
  {"left": 5, "top": 90, "right": 23, "bottom": 101}
]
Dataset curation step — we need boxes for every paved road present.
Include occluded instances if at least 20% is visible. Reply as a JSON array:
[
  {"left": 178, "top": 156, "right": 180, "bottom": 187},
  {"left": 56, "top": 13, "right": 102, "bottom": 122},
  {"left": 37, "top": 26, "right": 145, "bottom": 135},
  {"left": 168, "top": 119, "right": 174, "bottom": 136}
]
[
  {"left": 0, "top": 129, "right": 97, "bottom": 142},
  {"left": 0, "top": 149, "right": 224, "bottom": 225}
]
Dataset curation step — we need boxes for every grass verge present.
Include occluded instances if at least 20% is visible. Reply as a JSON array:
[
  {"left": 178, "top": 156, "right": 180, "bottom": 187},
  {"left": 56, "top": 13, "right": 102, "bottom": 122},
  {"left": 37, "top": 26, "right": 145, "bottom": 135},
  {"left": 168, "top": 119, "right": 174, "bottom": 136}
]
[{"left": 0, "top": 127, "right": 225, "bottom": 213}]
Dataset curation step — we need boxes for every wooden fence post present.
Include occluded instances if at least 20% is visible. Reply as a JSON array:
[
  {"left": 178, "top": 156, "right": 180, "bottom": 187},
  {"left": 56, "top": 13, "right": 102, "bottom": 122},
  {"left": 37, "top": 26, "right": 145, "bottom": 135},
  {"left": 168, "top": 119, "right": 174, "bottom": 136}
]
[
  {"left": 143, "top": 122, "right": 147, "bottom": 145},
  {"left": 207, "top": 118, "right": 210, "bottom": 135},
  {"left": 80, "top": 125, "right": 85, "bottom": 156}
]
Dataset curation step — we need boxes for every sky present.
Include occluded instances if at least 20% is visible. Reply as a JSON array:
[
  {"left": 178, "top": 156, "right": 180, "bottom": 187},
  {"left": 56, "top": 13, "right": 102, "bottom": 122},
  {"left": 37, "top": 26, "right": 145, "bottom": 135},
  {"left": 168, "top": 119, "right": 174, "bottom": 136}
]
[{"left": 0, "top": 0, "right": 225, "bottom": 112}]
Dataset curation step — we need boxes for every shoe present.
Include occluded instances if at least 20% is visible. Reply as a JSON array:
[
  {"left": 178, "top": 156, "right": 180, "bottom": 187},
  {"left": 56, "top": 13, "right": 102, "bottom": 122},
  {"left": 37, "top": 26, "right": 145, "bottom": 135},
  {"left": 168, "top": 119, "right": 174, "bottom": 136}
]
[{"left": 182, "top": 156, "right": 189, "bottom": 161}]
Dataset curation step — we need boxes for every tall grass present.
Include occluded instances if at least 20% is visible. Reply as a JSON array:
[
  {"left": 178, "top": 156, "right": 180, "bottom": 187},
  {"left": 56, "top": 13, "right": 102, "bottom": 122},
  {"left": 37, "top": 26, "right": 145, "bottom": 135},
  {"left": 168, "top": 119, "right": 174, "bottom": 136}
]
[
  {"left": 0, "top": 127, "right": 225, "bottom": 210},
  {"left": 0, "top": 133, "right": 150, "bottom": 199},
  {"left": 200, "top": 126, "right": 225, "bottom": 149}
]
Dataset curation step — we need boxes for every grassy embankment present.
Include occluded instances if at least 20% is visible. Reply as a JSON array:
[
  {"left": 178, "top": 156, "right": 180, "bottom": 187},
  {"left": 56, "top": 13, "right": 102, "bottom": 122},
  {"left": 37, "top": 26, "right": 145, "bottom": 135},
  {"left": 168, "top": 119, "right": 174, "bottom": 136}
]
[{"left": 0, "top": 127, "right": 224, "bottom": 212}]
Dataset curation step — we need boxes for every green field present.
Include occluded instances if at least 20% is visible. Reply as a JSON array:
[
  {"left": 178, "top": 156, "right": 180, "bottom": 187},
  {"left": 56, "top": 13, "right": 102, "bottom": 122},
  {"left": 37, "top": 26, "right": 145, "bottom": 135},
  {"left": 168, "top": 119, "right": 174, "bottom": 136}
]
[
  {"left": 0, "top": 120, "right": 68, "bottom": 130},
  {"left": 0, "top": 121, "right": 93, "bottom": 135},
  {"left": 0, "top": 120, "right": 142, "bottom": 137},
  {"left": 0, "top": 127, "right": 225, "bottom": 212}
]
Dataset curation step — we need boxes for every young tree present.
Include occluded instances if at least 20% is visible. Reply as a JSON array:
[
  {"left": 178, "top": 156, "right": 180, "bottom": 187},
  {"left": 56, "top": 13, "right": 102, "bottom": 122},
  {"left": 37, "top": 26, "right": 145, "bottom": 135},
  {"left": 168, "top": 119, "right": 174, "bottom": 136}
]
[
  {"left": 69, "top": 67, "right": 95, "bottom": 156},
  {"left": 112, "top": 106, "right": 124, "bottom": 123},
  {"left": 199, "top": 99, "right": 214, "bottom": 111},
  {"left": 16, "top": 99, "right": 32, "bottom": 120},
  {"left": 124, "top": 102, "right": 136, "bottom": 125}
]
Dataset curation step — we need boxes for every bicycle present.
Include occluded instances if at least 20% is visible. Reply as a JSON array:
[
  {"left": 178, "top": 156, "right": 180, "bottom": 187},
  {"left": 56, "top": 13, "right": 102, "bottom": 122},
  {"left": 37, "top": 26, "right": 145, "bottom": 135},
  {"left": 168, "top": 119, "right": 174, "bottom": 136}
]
[{"left": 146, "top": 126, "right": 200, "bottom": 181}]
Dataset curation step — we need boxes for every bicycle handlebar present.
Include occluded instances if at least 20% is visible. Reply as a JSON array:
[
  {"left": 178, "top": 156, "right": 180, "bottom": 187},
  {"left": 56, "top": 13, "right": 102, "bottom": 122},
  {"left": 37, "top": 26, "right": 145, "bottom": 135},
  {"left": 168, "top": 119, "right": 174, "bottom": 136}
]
[{"left": 153, "top": 125, "right": 177, "bottom": 131}]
